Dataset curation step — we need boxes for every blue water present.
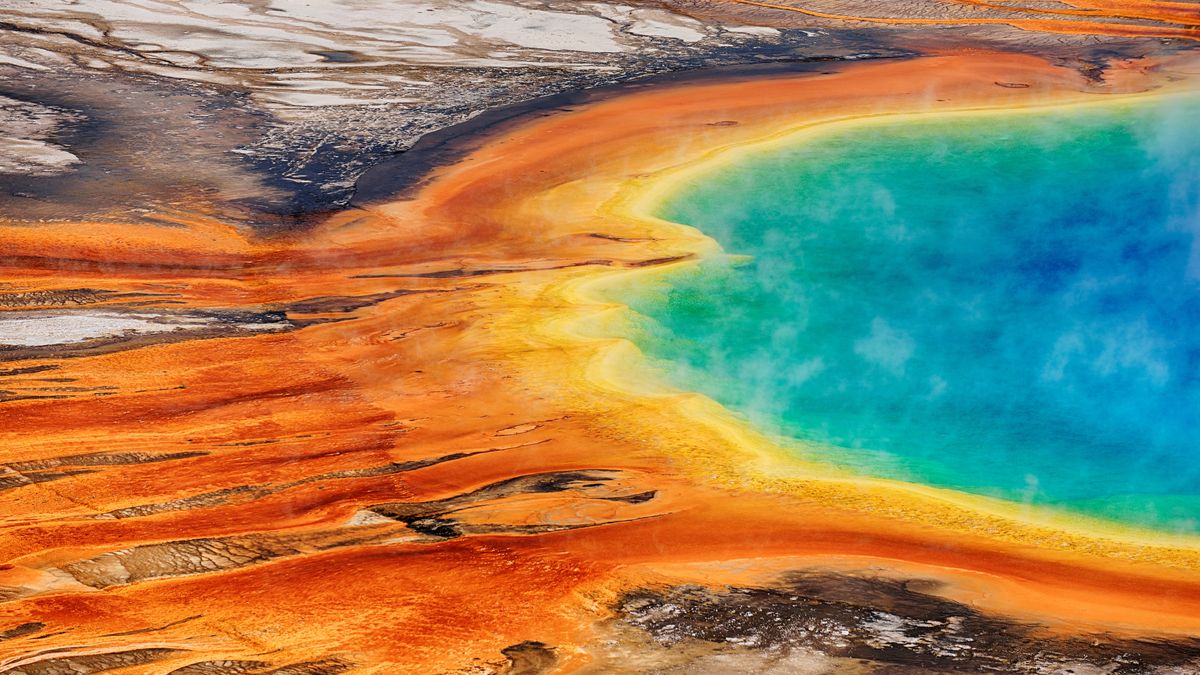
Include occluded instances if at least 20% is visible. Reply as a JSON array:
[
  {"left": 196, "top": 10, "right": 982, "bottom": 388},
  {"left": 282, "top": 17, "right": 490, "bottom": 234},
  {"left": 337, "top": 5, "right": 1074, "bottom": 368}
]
[{"left": 618, "top": 95, "right": 1200, "bottom": 533}]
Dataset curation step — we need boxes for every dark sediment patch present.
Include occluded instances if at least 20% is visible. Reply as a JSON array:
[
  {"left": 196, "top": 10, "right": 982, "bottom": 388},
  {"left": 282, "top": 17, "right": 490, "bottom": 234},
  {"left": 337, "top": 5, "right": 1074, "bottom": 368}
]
[
  {"left": 0, "top": 289, "right": 170, "bottom": 309},
  {"left": 0, "top": 366, "right": 59, "bottom": 378},
  {"left": 0, "top": 623, "right": 44, "bottom": 641},
  {"left": 101, "top": 614, "right": 202, "bottom": 637},
  {"left": 368, "top": 469, "right": 658, "bottom": 540},
  {"left": 93, "top": 447, "right": 507, "bottom": 520},
  {"left": 3, "top": 647, "right": 184, "bottom": 674},
  {"left": 0, "top": 468, "right": 95, "bottom": 493},
  {"left": 606, "top": 572, "right": 1200, "bottom": 672},
  {"left": 0, "top": 450, "right": 209, "bottom": 494},
  {"left": 500, "top": 641, "right": 558, "bottom": 675},
  {"left": 5, "top": 450, "right": 207, "bottom": 472},
  {"left": 349, "top": 52, "right": 912, "bottom": 207},
  {"left": 350, "top": 260, "right": 614, "bottom": 280},
  {"left": 166, "top": 661, "right": 273, "bottom": 674},
  {"left": 283, "top": 288, "right": 453, "bottom": 315}
]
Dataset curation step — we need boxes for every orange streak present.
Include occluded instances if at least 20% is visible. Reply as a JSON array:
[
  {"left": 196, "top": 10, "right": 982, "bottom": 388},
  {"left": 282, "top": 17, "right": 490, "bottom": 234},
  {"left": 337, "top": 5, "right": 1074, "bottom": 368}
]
[
  {"left": 726, "top": 0, "right": 1200, "bottom": 40},
  {"left": 2, "top": 51, "right": 1199, "bottom": 670}
]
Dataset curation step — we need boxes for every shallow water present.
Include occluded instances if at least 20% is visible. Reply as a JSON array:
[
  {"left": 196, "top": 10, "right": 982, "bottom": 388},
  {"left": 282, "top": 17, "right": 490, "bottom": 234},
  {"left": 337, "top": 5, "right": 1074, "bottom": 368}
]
[{"left": 621, "top": 94, "right": 1200, "bottom": 533}]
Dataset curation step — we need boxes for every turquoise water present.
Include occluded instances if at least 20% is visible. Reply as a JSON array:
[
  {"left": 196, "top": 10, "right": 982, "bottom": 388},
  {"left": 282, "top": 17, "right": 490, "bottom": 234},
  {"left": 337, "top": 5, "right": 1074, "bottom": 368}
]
[{"left": 619, "top": 95, "right": 1200, "bottom": 533}]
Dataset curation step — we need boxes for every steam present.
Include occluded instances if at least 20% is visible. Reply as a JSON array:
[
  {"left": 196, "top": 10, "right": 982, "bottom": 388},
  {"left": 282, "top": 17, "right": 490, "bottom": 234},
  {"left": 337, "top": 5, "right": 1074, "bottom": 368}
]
[
  {"left": 1137, "top": 92, "right": 1200, "bottom": 281},
  {"left": 616, "top": 90, "right": 1200, "bottom": 530}
]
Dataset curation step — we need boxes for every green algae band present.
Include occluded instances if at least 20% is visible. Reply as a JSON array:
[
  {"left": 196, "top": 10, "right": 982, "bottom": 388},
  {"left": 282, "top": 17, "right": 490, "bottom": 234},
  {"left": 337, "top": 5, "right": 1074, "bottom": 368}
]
[{"left": 624, "top": 94, "right": 1200, "bottom": 533}]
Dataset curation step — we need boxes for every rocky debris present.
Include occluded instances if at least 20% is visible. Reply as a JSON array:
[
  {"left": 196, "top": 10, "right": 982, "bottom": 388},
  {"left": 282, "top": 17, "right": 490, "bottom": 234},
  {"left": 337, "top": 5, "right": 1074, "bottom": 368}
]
[
  {"left": 3, "top": 647, "right": 184, "bottom": 675},
  {"left": 605, "top": 572, "right": 1200, "bottom": 673},
  {"left": 166, "top": 662, "right": 274, "bottom": 675}
]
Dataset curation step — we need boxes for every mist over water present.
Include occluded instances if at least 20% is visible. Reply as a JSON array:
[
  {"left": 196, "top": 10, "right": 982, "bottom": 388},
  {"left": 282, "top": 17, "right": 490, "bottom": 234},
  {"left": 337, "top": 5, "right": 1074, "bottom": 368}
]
[{"left": 619, "top": 94, "right": 1200, "bottom": 533}]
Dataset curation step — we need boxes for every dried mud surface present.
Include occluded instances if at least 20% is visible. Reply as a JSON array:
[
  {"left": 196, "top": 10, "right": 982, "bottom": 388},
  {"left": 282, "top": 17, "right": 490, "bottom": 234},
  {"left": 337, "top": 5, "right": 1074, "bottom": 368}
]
[{"left": 2, "top": 0, "right": 1194, "bottom": 218}]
